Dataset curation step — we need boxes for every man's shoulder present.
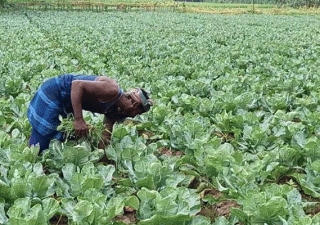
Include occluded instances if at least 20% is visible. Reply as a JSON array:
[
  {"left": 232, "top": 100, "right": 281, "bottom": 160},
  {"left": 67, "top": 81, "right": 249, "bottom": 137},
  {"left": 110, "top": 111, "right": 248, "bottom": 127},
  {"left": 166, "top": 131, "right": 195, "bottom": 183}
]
[{"left": 96, "top": 76, "right": 117, "bottom": 84}]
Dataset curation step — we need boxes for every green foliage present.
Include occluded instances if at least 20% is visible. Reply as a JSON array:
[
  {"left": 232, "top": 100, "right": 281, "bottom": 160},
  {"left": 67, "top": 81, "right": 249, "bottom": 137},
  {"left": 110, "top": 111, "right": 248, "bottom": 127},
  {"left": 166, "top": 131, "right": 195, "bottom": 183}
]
[
  {"left": 6, "top": 197, "right": 60, "bottom": 224},
  {"left": 137, "top": 187, "right": 201, "bottom": 224},
  {"left": 57, "top": 113, "right": 108, "bottom": 147},
  {"left": 1, "top": 10, "right": 320, "bottom": 224}
]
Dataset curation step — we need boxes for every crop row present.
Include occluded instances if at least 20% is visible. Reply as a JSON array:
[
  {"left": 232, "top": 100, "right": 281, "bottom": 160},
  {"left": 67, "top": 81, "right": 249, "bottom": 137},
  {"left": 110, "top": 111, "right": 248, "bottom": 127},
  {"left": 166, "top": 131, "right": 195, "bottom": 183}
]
[{"left": 1, "top": 10, "right": 320, "bottom": 224}]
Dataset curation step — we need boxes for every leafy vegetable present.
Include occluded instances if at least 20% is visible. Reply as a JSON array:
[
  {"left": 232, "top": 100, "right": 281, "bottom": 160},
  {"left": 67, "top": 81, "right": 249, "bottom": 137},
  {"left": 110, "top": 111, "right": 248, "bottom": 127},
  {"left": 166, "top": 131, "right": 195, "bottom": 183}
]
[{"left": 1, "top": 9, "right": 320, "bottom": 224}]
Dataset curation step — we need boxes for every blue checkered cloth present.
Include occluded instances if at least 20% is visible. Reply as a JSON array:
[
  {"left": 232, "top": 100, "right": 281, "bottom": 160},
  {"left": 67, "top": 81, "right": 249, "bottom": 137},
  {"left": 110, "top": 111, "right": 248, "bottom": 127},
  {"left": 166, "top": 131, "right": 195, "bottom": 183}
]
[{"left": 27, "top": 74, "right": 98, "bottom": 140}]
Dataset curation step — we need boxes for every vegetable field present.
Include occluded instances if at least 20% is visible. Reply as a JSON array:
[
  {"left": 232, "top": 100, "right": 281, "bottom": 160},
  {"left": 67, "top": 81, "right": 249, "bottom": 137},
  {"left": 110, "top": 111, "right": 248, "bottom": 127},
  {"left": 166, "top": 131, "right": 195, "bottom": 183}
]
[{"left": 1, "top": 9, "right": 320, "bottom": 224}]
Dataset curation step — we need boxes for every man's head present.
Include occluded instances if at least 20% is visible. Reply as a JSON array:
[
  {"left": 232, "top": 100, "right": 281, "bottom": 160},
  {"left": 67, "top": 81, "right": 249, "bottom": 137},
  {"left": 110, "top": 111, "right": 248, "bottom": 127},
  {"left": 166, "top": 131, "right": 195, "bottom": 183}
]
[{"left": 118, "top": 88, "right": 153, "bottom": 118}]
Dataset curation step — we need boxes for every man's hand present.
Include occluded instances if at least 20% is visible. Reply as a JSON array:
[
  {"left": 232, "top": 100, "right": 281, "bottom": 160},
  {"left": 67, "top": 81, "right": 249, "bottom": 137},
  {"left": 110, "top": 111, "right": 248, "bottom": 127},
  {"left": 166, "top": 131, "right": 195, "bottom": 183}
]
[
  {"left": 98, "top": 116, "right": 115, "bottom": 149},
  {"left": 98, "top": 129, "right": 112, "bottom": 149},
  {"left": 74, "top": 118, "right": 89, "bottom": 137}
]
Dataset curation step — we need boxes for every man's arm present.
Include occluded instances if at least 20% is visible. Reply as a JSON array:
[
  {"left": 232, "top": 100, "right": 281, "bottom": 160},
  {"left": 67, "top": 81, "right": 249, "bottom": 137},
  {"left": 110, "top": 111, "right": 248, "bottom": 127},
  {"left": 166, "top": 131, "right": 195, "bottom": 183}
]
[
  {"left": 70, "top": 77, "right": 119, "bottom": 137},
  {"left": 98, "top": 116, "right": 116, "bottom": 149}
]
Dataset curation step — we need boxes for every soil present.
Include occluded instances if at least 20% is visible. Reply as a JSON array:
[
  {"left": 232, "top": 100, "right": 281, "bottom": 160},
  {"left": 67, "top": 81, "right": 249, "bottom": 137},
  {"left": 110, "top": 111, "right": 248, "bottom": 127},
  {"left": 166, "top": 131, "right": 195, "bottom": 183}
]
[
  {"left": 277, "top": 175, "right": 295, "bottom": 185},
  {"left": 305, "top": 202, "right": 320, "bottom": 216},
  {"left": 98, "top": 154, "right": 116, "bottom": 165},
  {"left": 213, "top": 131, "right": 235, "bottom": 143},
  {"left": 123, "top": 120, "right": 141, "bottom": 126},
  {"left": 198, "top": 200, "right": 240, "bottom": 221},
  {"left": 197, "top": 186, "right": 240, "bottom": 221},
  {"left": 138, "top": 130, "right": 154, "bottom": 139},
  {"left": 292, "top": 117, "right": 301, "bottom": 123},
  {"left": 188, "top": 177, "right": 201, "bottom": 189},
  {"left": 49, "top": 214, "right": 68, "bottom": 225},
  {"left": 201, "top": 188, "right": 224, "bottom": 199},
  {"left": 300, "top": 193, "right": 320, "bottom": 216},
  {"left": 215, "top": 200, "right": 240, "bottom": 217},
  {"left": 43, "top": 164, "right": 51, "bottom": 175},
  {"left": 198, "top": 204, "right": 216, "bottom": 220},
  {"left": 114, "top": 206, "right": 137, "bottom": 224},
  {"left": 157, "top": 147, "right": 184, "bottom": 157}
]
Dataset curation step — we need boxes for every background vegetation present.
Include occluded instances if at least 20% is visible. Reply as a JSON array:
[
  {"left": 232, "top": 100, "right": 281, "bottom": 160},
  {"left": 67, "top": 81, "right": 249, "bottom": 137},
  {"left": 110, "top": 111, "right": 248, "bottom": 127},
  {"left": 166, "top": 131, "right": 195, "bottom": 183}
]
[
  {"left": 1, "top": 9, "right": 320, "bottom": 224},
  {"left": 1, "top": 0, "right": 320, "bottom": 15},
  {"left": 177, "top": 0, "right": 320, "bottom": 8}
]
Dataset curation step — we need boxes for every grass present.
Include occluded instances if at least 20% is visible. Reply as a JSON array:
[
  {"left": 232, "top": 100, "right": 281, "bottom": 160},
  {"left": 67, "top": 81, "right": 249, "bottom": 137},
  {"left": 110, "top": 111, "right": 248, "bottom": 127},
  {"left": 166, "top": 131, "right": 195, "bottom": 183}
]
[
  {"left": 4, "top": 0, "right": 320, "bottom": 15},
  {"left": 180, "top": 2, "right": 320, "bottom": 15},
  {"left": 7, "top": 0, "right": 163, "bottom": 3},
  {"left": 5, "top": 0, "right": 178, "bottom": 11},
  {"left": 182, "top": 2, "right": 275, "bottom": 8}
]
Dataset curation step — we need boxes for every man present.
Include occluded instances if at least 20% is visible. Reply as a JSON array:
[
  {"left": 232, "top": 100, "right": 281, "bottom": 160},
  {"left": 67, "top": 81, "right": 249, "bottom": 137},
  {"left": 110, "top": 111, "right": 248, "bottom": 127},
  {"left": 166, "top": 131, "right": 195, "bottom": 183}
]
[{"left": 28, "top": 74, "right": 152, "bottom": 152}]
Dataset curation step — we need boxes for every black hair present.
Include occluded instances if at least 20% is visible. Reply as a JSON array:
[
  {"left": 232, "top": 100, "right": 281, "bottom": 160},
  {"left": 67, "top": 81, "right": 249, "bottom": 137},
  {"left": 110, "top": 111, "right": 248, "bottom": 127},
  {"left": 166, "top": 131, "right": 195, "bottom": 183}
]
[
  {"left": 141, "top": 88, "right": 150, "bottom": 100},
  {"left": 140, "top": 88, "right": 152, "bottom": 112}
]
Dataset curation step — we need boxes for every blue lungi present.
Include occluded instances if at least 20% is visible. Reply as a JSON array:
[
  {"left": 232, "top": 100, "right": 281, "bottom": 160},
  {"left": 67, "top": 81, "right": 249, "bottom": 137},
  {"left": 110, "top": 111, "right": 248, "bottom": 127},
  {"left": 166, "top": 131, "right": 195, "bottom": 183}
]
[{"left": 27, "top": 74, "right": 98, "bottom": 151}]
